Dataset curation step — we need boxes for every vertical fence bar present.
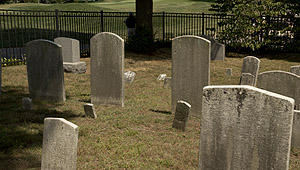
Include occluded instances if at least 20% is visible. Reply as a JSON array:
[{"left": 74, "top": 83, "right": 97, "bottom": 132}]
[
  {"left": 55, "top": 9, "right": 59, "bottom": 37},
  {"left": 202, "top": 13, "right": 204, "bottom": 35},
  {"left": 101, "top": 10, "right": 104, "bottom": 32}
]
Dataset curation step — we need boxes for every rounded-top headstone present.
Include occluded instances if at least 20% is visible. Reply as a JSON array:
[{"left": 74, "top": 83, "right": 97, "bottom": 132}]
[
  {"left": 54, "top": 37, "right": 80, "bottom": 63},
  {"left": 241, "top": 56, "right": 260, "bottom": 86}
]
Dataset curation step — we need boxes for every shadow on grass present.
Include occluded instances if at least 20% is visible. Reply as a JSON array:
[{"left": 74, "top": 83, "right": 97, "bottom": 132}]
[{"left": 149, "top": 109, "right": 172, "bottom": 115}]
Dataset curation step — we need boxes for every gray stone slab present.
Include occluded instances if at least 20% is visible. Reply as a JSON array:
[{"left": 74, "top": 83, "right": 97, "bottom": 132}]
[
  {"left": 172, "top": 35, "right": 210, "bottom": 117},
  {"left": 292, "top": 110, "right": 300, "bottom": 148},
  {"left": 239, "top": 73, "right": 255, "bottom": 86},
  {"left": 290, "top": 66, "right": 300, "bottom": 76},
  {"left": 172, "top": 100, "right": 191, "bottom": 131},
  {"left": 241, "top": 56, "right": 260, "bottom": 86},
  {"left": 26, "top": 40, "right": 65, "bottom": 102},
  {"left": 41, "top": 118, "right": 79, "bottom": 170},
  {"left": 22, "top": 97, "right": 33, "bottom": 110},
  {"left": 63, "top": 61, "right": 86, "bottom": 74},
  {"left": 200, "top": 35, "right": 225, "bottom": 61},
  {"left": 225, "top": 68, "right": 232, "bottom": 76},
  {"left": 54, "top": 37, "right": 80, "bottom": 63},
  {"left": 84, "top": 103, "right": 97, "bottom": 118},
  {"left": 157, "top": 74, "right": 167, "bottom": 80},
  {"left": 163, "top": 77, "right": 172, "bottom": 88},
  {"left": 257, "top": 70, "right": 300, "bottom": 109},
  {"left": 90, "top": 32, "right": 124, "bottom": 106},
  {"left": 199, "top": 85, "right": 294, "bottom": 170},
  {"left": 124, "top": 71, "right": 136, "bottom": 84}
]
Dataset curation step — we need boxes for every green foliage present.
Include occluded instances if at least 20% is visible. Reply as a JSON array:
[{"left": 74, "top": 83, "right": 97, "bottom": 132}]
[
  {"left": 1, "top": 57, "right": 26, "bottom": 67},
  {"left": 0, "top": 0, "right": 12, "bottom": 4},
  {"left": 126, "top": 29, "right": 156, "bottom": 54},
  {"left": 21, "top": 0, "right": 39, "bottom": 2}
]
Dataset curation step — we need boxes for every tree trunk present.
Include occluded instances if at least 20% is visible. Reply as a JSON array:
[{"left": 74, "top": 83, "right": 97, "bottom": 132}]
[{"left": 136, "top": 0, "right": 153, "bottom": 40}]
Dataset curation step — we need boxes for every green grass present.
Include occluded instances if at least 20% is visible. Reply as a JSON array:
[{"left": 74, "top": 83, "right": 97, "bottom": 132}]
[
  {"left": 1, "top": 49, "right": 300, "bottom": 169},
  {"left": 0, "top": 0, "right": 216, "bottom": 13}
]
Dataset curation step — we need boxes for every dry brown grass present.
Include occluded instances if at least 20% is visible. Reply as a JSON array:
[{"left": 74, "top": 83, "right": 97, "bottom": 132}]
[{"left": 0, "top": 48, "right": 300, "bottom": 170}]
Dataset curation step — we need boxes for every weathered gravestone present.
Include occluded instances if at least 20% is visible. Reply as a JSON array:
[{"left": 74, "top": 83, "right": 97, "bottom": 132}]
[
  {"left": 90, "top": 32, "right": 124, "bottom": 106},
  {"left": 200, "top": 35, "right": 225, "bottom": 60},
  {"left": 164, "top": 77, "right": 172, "bottom": 88},
  {"left": 172, "top": 100, "right": 191, "bottom": 131},
  {"left": 22, "top": 97, "right": 33, "bottom": 110},
  {"left": 41, "top": 118, "right": 79, "bottom": 170},
  {"left": 172, "top": 35, "right": 210, "bottom": 117},
  {"left": 199, "top": 85, "right": 294, "bottom": 170},
  {"left": 26, "top": 40, "right": 66, "bottom": 102},
  {"left": 225, "top": 68, "right": 232, "bottom": 76},
  {"left": 290, "top": 65, "right": 300, "bottom": 76},
  {"left": 292, "top": 110, "right": 300, "bottom": 148},
  {"left": 257, "top": 70, "right": 300, "bottom": 110},
  {"left": 84, "top": 103, "right": 97, "bottom": 118},
  {"left": 54, "top": 37, "right": 86, "bottom": 74},
  {"left": 239, "top": 73, "right": 255, "bottom": 86},
  {"left": 124, "top": 71, "right": 136, "bottom": 84},
  {"left": 240, "top": 56, "right": 260, "bottom": 86}
]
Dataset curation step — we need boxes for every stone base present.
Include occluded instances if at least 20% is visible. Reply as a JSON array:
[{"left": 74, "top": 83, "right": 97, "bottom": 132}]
[{"left": 63, "top": 61, "right": 86, "bottom": 74}]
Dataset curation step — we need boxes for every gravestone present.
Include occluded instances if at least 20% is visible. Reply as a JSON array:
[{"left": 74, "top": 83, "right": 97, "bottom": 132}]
[
  {"left": 225, "top": 68, "right": 232, "bottom": 76},
  {"left": 41, "top": 118, "right": 79, "bottom": 170},
  {"left": 90, "top": 32, "right": 124, "bottom": 106},
  {"left": 172, "top": 35, "right": 210, "bottom": 117},
  {"left": 200, "top": 35, "right": 225, "bottom": 60},
  {"left": 257, "top": 70, "right": 300, "bottom": 110},
  {"left": 199, "top": 85, "right": 294, "bottom": 170},
  {"left": 164, "top": 77, "right": 172, "bottom": 88},
  {"left": 22, "top": 97, "right": 33, "bottom": 110},
  {"left": 290, "top": 66, "right": 300, "bottom": 76},
  {"left": 172, "top": 100, "right": 191, "bottom": 131},
  {"left": 241, "top": 56, "right": 260, "bottom": 86},
  {"left": 54, "top": 37, "right": 86, "bottom": 74},
  {"left": 124, "top": 71, "right": 136, "bottom": 84},
  {"left": 292, "top": 110, "right": 300, "bottom": 148},
  {"left": 84, "top": 103, "right": 97, "bottom": 118},
  {"left": 157, "top": 74, "right": 167, "bottom": 80},
  {"left": 26, "top": 40, "right": 66, "bottom": 102},
  {"left": 239, "top": 73, "right": 255, "bottom": 86}
]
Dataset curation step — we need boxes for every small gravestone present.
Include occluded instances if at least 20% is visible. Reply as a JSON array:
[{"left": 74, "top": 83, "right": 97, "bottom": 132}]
[
  {"left": 257, "top": 70, "right": 300, "bottom": 110},
  {"left": 225, "top": 68, "right": 232, "bottom": 76},
  {"left": 164, "top": 77, "right": 172, "bottom": 88},
  {"left": 172, "top": 101, "right": 191, "bottom": 131},
  {"left": 54, "top": 37, "right": 86, "bottom": 74},
  {"left": 199, "top": 85, "right": 294, "bottom": 170},
  {"left": 22, "top": 97, "right": 33, "bottom": 110},
  {"left": 41, "top": 118, "right": 79, "bottom": 170},
  {"left": 239, "top": 73, "right": 255, "bottom": 86},
  {"left": 290, "top": 66, "right": 300, "bottom": 76},
  {"left": 200, "top": 35, "right": 225, "bottom": 61},
  {"left": 26, "top": 40, "right": 66, "bottom": 102},
  {"left": 172, "top": 35, "right": 210, "bottom": 117},
  {"left": 124, "top": 71, "right": 136, "bottom": 83},
  {"left": 157, "top": 74, "right": 167, "bottom": 81},
  {"left": 91, "top": 32, "right": 124, "bottom": 107},
  {"left": 292, "top": 110, "right": 300, "bottom": 148},
  {"left": 84, "top": 103, "right": 97, "bottom": 118},
  {"left": 241, "top": 56, "right": 260, "bottom": 86}
]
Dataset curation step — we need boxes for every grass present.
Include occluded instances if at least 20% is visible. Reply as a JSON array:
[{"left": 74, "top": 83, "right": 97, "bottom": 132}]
[
  {"left": 1, "top": 48, "right": 300, "bottom": 169},
  {"left": 0, "top": 0, "right": 216, "bottom": 13}
]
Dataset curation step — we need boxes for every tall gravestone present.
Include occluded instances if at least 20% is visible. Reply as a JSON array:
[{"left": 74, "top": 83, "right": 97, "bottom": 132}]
[
  {"left": 41, "top": 118, "right": 79, "bottom": 170},
  {"left": 292, "top": 110, "right": 300, "bottom": 148},
  {"left": 239, "top": 73, "right": 255, "bottom": 86},
  {"left": 199, "top": 85, "right": 294, "bottom": 170},
  {"left": 200, "top": 35, "right": 225, "bottom": 61},
  {"left": 257, "top": 70, "right": 300, "bottom": 110},
  {"left": 290, "top": 65, "right": 300, "bottom": 76},
  {"left": 26, "top": 40, "right": 65, "bottom": 102},
  {"left": 240, "top": 56, "right": 260, "bottom": 86},
  {"left": 172, "top": 35, "right": 210, "bottom": 117},
  {"left": 54, "top": 37, "right": 86, "bottom": 74},
  {"left": 90, "top": 32, "right": 124, "bottom": 106}
]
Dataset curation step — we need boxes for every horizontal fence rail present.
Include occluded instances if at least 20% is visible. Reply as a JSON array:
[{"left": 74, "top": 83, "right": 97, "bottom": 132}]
[{"left": 0, "top": 9, "right": 294, "bottom": 66}]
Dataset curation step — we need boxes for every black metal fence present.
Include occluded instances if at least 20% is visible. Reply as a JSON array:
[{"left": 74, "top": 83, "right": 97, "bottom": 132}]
[{"left": 0, "top": 9, "right": 234, "bottom": 65}]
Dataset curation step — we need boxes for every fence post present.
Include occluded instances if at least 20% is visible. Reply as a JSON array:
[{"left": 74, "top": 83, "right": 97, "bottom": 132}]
[
  {"left": 55, "top": 9, "right": 60, "bottom": 37},
  {"left": 101, "top": 10, "right": 104, "bottom": 32},
  {"left": 162, "top": 11, "right": 165, "bottom": 41},
  {"left": 202, "top": 13, "right": 204, "bottom": 35}
]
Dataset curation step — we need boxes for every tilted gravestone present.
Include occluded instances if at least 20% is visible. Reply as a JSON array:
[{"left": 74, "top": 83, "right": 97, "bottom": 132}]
[
  {"left": 199, "top": 85, "right": 294, "bottom": 170},
  {"left": 290, "top": 65, "right": 300, "bottom": 76},
  {"left": 172, "top": 100, "right": 191, "bottom": 131},
  {"left": 84, "top": 103, "right": 97, "bottom": 118},
  {"left": 54, "top": 37, "right": 86, "bottom": 74},
  {"left": 172, "top": 35, "right": 210, "bottom": 117},
  {"left": 240, "top": 56, "right": 260, "bottom": 86},
  {"left": 257, "top": 70, "right": 300, "bottom": 110},
  {"left": 90, "top": 32, "right": 124, "bottom": 107},
  {"left": 41, "top": 118, "right": 79, "bottom": 170},
  {"left": 200, "top": 35, "right": 225, "bottom": 61},
  {"left": 239, "top": 73, "right": 255, "bottom": 86},
  {"left": 292, "top": 110, "right": 300, "bottom": 148},
  {"left": 26, "top": 40, "right": 66, "bottom": 102}
]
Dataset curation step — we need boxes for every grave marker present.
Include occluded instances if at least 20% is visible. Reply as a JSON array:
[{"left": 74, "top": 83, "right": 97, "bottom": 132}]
[
  {"left": 172, "top": 100, "right": 191, "bottom": 131},
  {"left": 239, "top": 73, "right": 255, "bottom": 86},
  {"left": 290, "top": 66, "right": 300, "bottom": 76},
  {"left": 200, "top": 35, "right": 225, "bottom": 61},
  {"left": 241, "top": 56, "right": 260, "bottom": 86}
]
